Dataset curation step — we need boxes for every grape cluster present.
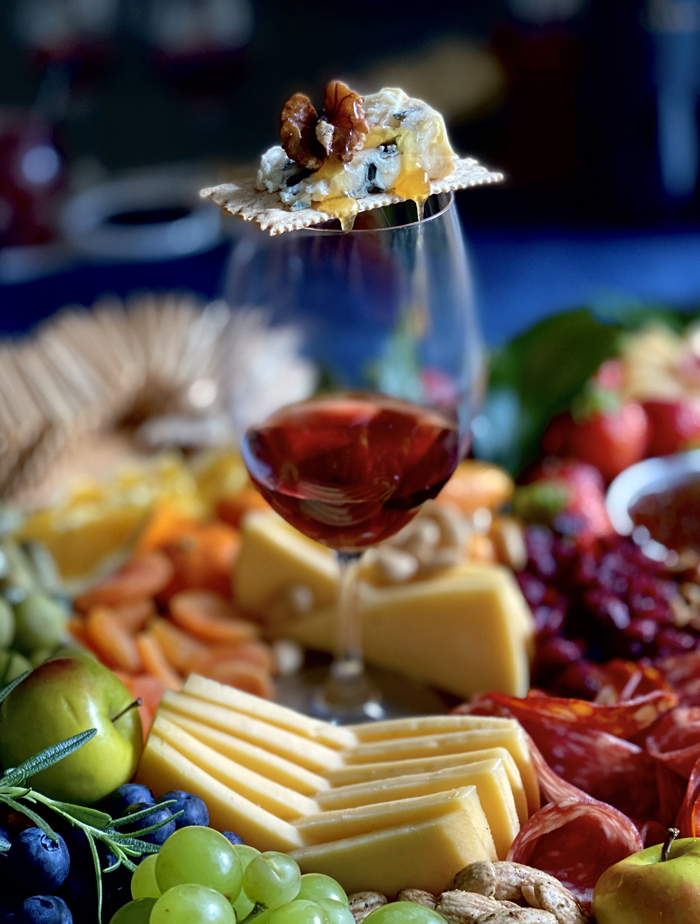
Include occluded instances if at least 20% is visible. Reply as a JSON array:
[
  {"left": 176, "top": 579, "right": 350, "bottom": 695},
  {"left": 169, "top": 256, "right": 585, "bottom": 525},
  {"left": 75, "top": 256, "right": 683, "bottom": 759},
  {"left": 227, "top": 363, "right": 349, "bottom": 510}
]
[
  {"left": 115, "top": 837, "right": 356, "bottom": 924},
  {"left": 0, "top": 783, "right": 209, "bottom": 924},
  {"left": 517, "top": 526, "right": 700, "bottom": 695}
]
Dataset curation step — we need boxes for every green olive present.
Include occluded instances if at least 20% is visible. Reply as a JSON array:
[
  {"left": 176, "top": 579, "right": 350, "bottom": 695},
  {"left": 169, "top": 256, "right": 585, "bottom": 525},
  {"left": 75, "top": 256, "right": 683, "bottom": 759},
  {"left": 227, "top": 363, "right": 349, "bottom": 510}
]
[{"left": 13, "top": 593, "right": 67, "bottom": 655}]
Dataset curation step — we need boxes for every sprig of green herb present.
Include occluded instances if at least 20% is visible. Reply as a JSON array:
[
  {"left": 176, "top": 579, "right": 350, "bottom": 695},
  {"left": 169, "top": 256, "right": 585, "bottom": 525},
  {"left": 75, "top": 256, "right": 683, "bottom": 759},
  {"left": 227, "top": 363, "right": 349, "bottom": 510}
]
[{"left": 0, "top": 678, "right": 176, "bottom": 922}]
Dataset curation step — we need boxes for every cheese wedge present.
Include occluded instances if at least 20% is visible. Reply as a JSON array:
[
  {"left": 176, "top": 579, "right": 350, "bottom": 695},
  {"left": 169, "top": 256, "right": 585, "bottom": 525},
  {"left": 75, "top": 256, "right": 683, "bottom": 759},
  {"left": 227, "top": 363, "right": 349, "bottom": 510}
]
[
  {"left": 279, "top": 564, "right": 534, "bottom": 700},
  {"left": 159, "top": 709, "right": 330, "bottom": 795},
  {"left": 345, "top": 727, "right": 539, "bottom": 816},
  {"left": 324, "top": 748, "right": 527, "bottom": 826},
  {"left": 136, "top": 734, "right": 304, "bottom": 851},
  {"left": 235, "top": 512, "right": 339, "bottom": 616},
  {"left": 152, "top": 715, "right": 320, "bottom": 820},
  {"left": 314, "top": 759, "right": 518, "bottom": 860},
  {"left": 160, "top": 690, "right": 343, "bottom": 772},
  {"left": 183, "top": 674, "right": 356, "bottom": 750},
  {"left": 295, "top": 787, "right": 497, "bottom": 852},
  {"left": 290, "top": 789, "right": 496, "bottom": 896},
  {"left": 348, "top": 714, "right": 515, "bottom": 740}
]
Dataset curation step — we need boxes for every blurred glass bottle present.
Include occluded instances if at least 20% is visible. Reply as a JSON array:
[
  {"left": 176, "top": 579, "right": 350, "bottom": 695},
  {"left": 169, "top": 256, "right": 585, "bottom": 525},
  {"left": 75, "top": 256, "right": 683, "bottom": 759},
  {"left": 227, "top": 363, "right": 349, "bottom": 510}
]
[{"left": 584, "top": 0, "right": 700, "bottom": 219}]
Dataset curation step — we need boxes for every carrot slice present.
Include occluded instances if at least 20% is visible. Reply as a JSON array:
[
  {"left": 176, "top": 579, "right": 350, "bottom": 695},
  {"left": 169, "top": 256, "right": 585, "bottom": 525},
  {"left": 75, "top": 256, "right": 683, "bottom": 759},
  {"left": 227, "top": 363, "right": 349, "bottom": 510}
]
[
  {"left": 159, "top": 523, "right": 241, "bottom": 600},
  {"left": 85, "top": 607, "right": 142, "bottom": 673},
  {"left": 67, "top": 616, "right": 91, "bottom": 649},
  {"left": 148, "top": 618, "right": 207, "bottom": 674},
  {"left": 190, "top": 640, "right": 274, "bottom": 675},
  {"left": 192, "top": 659, "right": 274, "bottom": 699},
  {"left": 135, "top": 503, "right": 199, "bottom": 554},
  {"left": 74, "top": 552, "right": 174, "bottom": 612},
  {"left": 168, "top": 591, "right": 258, "bottom": 644},
  {"left": 135, "top": 633, "right": 183, "bottom": 691},
  {"left": 216, "top": 487, "right": 271, "bottom": 528},
  {"left": 109, "top": 599, "right": 156, "bottom": 633}
]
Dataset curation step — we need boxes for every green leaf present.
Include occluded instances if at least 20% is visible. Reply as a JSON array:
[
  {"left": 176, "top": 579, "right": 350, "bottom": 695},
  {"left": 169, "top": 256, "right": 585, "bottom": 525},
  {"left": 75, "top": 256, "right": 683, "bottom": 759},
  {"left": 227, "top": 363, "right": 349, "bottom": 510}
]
[
  {"left": 109, "top": 799, "right": 177, "bottom": 828},
  {"left": 49, "top": 801, "right": 111, "bottom": 830},
  {"left": 0, "top": 729, "right": 97, "bottom": 786},
  {"left": 86, "top": 831, "right": 103, "bottom": 924},
  {"left": 111, "top": 809, "right": 181, "bottom": 840},
  {"left": 0, "top": 670, "right": 31, "bottom": 706}
]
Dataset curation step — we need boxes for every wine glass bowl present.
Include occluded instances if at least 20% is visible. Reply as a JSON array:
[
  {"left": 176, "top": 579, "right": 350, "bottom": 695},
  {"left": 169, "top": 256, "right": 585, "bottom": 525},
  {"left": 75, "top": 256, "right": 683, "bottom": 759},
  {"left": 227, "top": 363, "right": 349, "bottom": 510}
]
[{"left": 227, "top": 192, "right": 483, "bottom": 721}]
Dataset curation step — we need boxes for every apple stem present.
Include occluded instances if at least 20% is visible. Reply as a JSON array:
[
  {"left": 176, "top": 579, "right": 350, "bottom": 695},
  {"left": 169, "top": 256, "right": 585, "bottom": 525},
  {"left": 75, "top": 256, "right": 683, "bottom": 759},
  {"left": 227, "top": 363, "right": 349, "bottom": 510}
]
[
  {"left": 111, "top": 699, "right": 143, "bottom": 723},
  {"left": 661, "top": 827, "right": 680, "bottom": 861}
]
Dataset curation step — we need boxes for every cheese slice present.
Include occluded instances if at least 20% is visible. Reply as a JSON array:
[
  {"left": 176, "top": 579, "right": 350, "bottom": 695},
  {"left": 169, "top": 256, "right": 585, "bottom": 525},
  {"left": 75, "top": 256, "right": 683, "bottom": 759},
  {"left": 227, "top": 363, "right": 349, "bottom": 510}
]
[
  {"left": 135, "top": 734, "right": 304, "bottom": 852},
  {"left": 160, "top": 690, "right": 343, "bottom": 772},
  {"left": 314, "top": 759, "right": 518, "bottom": 860},
  {"left": 183, "top": 674, "right": 356, "bottom": 750},
  {"left": 152, "top": 715, "right": 320, "bottom": 820},
  {"left": 348, "top": 714, "right": 516, "bottom": 741},
  {"left": 345, "top": 727, "right": 539, "bottom": 816},
  {"left": 235, "top": 512, "right": 339, "bottom": 617},
  {"left": 295, "top": 787, "right": 497, "bottom": 853},
  {"left": 278, "top": 563, "right": 534, "bottom": 700},
  {"left": 324, "top": 748, "right": 527, "bottom": 826},
  {"left": 159, "top": 709, "right": 329, "bottom": 795},
  {"left": 291, "top": 789, "right": 496, "bottom": 896}
]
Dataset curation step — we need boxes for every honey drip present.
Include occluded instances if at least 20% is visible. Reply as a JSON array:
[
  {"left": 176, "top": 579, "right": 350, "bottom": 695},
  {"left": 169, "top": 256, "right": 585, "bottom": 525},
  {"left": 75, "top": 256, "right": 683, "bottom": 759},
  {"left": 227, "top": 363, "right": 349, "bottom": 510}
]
[
  {"left": 392, "top": 167, "right": 430, "bottom": 221},
  {"left": 316, "top": 196, "right": 360, "bottom": 231}
]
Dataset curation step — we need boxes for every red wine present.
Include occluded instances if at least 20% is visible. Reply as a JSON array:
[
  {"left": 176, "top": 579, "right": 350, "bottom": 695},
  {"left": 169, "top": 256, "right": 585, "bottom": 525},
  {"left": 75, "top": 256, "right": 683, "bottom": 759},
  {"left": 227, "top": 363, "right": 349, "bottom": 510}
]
[{"left": 242, "top": 394, "right": 460, "bottom": 551}]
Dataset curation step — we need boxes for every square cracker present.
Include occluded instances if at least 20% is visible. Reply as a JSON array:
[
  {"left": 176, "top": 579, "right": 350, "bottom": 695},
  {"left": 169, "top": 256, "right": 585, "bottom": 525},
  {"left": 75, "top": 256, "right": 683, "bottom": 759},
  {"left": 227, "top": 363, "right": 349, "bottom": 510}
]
[{"left": 200, "top": 157, "right": 503, "bottom": 235}]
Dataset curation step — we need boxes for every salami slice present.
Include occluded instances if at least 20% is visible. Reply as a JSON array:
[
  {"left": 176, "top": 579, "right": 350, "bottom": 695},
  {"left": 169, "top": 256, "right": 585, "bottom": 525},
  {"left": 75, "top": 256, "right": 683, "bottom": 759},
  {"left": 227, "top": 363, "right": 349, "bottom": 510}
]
[
  {"left": 677, "top": 755, "right": 700, "bottom": 837},
  {"left": 645, "top": 706, "right": 700, "bottom": 779},
  {"left": 507, "top": 796, "right": 644, "bottom": 909}
]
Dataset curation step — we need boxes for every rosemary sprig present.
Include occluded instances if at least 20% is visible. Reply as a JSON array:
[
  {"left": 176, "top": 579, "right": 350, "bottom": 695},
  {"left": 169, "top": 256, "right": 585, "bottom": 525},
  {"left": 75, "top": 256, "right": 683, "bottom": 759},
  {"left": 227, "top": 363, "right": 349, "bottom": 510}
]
[{"left": 0, "top": 726, "right": 178, "bottom": 922}]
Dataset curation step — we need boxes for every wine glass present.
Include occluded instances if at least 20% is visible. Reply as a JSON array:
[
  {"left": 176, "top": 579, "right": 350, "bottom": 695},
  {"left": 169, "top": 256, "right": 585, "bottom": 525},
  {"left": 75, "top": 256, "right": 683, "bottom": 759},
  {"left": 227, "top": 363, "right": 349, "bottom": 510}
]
[{"left": 225, "top": 193, "right": 484, "bottom": 722}]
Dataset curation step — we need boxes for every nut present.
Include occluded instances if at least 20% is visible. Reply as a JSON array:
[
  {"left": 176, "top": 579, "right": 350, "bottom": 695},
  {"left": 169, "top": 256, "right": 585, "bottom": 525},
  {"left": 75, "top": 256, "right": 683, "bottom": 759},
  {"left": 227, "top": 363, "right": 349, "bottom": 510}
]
[
  {"left": 347, "top": 892, "right": 388, "bottom": 924},
  {"left": 480, "top": 911, "right": 557, "bottom": 923},
  {"left": 323, "top": 80, "right": 368, "bottom": 162},
  {"left": 492, "top": 862, "right": 563, "bottom": 904},
  {"left": 445, "top": 861, "right": 497, "bottom": 897},
  {"left": 396, "top": 890, "right": 436, "bottom": 909},
  {"left": 531, "top": 880, "right": 591, "bottom": 924},
  {"left": 437, "top": 890, "right": 504, "bottom": 924},
  {"left": 489, "top": 517, "right": 528, "bottom": 571},
  {"left": 279, "top": 93, "right": 325, "bottom": 169}
]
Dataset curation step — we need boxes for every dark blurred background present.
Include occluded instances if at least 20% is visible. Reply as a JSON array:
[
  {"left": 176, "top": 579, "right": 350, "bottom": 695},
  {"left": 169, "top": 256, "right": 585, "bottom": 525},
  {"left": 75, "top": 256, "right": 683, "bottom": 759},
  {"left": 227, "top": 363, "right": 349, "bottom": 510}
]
[{"left": 3, "top": 0, "right": 700, "bottom": 342}]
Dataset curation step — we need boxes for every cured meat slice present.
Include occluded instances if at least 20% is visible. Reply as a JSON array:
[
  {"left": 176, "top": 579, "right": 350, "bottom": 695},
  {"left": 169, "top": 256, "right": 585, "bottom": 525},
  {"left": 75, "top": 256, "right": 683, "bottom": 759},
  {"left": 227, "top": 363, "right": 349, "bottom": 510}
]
[
  {"left": 644, "top": 706, "right": 700, "bottom": 779},
  {"left": 507, "top": 796, "right": 644, "bottom": 909},
  {"left": 677, "top": 755, "right": 700, "bottom": 837}
]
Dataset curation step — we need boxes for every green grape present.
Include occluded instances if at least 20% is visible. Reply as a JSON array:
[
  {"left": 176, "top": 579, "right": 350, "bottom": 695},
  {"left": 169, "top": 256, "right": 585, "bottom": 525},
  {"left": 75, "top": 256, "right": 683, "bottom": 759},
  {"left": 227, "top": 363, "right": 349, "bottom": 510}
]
[
  {"left": 243, "top": 852, "right": 301, "bottom": 909},
  {"left": 110, "top": 897, "right": 157, "bottom": 924},
  {"left": 151, "top": 884, "right": 236, "bottom": 924},
  {"left": 316, "top": 898, "right": 355, "bottom": 924},
  {"left": 156, "top": 826, "right": 243, "bottom": 899},
  {"left": 0, "top": 650, "right": 31, "bottom": 682},
  {"left": 232, "top": 845, "right": 262, "bottom": 921},
  {"left": 268, "top": 900, "right": 328, "bottom": 924},
  {"left": 364, "top": 904, "right": 447, "bottom": 924},
  {"left": 297, "top": 874, "right": 348, "bottom": 907},
  {"left": 13, "top": 592, "right": 67, "bottom": 653},
  {"left": 131, "top": 854, "right": 161, "bottom": 899},
  {"left": 0, "top": 599, "right": 15, "bottom": 649}
]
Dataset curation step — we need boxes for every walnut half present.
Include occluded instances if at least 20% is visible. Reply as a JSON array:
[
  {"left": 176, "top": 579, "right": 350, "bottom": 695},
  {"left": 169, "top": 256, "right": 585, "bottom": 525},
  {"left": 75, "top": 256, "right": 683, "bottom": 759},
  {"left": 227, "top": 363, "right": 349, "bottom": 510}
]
[
  {"left": 279, "top": 93, "right": 325, "bottom": 170},
  {"left": 279, "top": 81, "right": 368, "bottom": 169},
  {"left": 323, "top": 80, "right": 368, "bottom": 163}
]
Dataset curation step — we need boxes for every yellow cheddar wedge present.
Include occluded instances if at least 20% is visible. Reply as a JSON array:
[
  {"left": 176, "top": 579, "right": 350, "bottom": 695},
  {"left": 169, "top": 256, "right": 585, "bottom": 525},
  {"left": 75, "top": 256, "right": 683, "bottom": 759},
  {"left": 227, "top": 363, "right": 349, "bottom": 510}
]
[
  {"left": 315, "top": 759, "right": 518, "bottom": 860},
  {"left": 135, "top": 734, "right": 304, "bottom": 852},
  {"left": 291, "top": 789, "right": 496, "bottom": 896},
  {"left": 235, "top": 512, "right": 339, "bottom": 616},
  {"left": 159, "top": 710, "right": 329, "bottom": 795},
  {"left": 324, "top": 749, "right": 527, "bottom": 826},
  {"left": 183, "top": 675, "right": 356, "bottom": 750},
  {"left": 295, "top": 787, "right": 497, "bottom": 853},
  {"left": 160, "top": 690, "right": 343, "bottom": 773},
  {"left": 348, "top": 714, "right": 515, "bottom": 740},
  {"left": 346, "top": 727, "right": 539, "bottom": 816},
  {"left": 152, "top": 715, "right": 320, "bottom": 821},
  {"left": 279, "top": 564, "right": 534, "bottom": 700}
]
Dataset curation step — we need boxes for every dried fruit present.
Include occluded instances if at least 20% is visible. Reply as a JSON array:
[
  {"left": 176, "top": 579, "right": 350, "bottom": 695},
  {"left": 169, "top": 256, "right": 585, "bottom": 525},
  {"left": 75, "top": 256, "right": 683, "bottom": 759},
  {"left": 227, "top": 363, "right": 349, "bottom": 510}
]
[
  {"left": 280, "top": 93, "right": 325, "bottom": 170},
  {"left": 323, "top": 80, "right": 368, "bottom": 162}
]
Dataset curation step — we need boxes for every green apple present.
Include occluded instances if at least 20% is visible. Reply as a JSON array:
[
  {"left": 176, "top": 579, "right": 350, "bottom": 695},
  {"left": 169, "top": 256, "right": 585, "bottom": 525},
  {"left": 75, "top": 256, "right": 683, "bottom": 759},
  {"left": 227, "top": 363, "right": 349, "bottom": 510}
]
[
  {"left": 593, "top": 835, "right": 700, "bottom": 924},
  {"left": 0, "top": 656, "right": 142, "bottom": 805}
]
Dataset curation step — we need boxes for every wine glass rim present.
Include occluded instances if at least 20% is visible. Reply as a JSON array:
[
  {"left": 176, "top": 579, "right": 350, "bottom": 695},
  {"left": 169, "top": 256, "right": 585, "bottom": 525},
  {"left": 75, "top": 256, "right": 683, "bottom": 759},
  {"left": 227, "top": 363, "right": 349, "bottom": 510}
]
[{"left": 307, "top": 191, "right": 455, "bottom": 234}]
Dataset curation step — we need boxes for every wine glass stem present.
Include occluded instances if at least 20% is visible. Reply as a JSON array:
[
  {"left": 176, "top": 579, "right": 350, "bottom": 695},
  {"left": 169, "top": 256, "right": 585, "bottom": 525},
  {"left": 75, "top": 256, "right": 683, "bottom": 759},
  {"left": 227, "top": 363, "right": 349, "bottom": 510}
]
[{"left": 332, "top": 551, "right": 364, "bottom": 682}]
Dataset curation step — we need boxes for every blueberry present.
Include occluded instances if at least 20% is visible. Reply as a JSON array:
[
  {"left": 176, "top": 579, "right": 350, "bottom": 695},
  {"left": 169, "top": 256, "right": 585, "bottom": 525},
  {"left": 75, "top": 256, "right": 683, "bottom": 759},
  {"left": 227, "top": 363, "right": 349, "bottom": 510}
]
[
  {"left": 122, "top": 803, "right": 175, "bottom": 845},
  {"left": 157, "top": 791, "right": 209, "bottom": 829},
  {"left": 221, "top": 831, "right": 245, "bottom": 846},
  {"left": 7, "top": 828, "right": 70, "bottom": 895},
  {"left": 101, "top": 784, "right": 154, "bottom": 817},
  {"left": 15, "top": 896, "right": 72, "bottom": 924}
]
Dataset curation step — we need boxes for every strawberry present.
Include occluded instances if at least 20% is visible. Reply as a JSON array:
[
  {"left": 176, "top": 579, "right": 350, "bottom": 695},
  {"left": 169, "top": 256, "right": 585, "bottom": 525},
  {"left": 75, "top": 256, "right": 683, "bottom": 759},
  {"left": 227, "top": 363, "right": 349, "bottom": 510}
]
[
  {"left": 513, "top": 458, "right": 613, "bottom": 542},
  {"left": 541, "top": 381, "right": 649, "bottom": 483},
  {"left": 643, "top": 399, "right": 700, "bottom": 456}
]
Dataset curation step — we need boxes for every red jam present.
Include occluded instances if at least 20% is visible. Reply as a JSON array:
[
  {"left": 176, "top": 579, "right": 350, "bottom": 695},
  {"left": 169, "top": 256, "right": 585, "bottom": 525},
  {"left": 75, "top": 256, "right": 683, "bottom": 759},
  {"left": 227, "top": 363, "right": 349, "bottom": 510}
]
[{"left": 630, "top": 474, "right": 700, "bottom": 551}]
